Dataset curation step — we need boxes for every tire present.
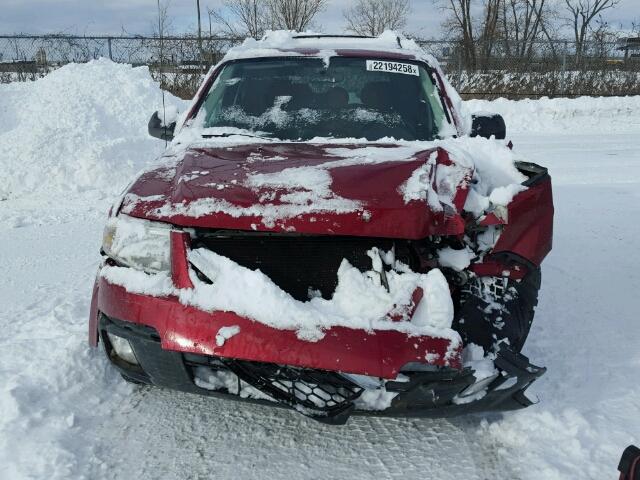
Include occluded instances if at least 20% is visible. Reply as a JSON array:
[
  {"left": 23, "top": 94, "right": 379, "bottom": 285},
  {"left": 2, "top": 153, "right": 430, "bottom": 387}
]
[{"left": 453, "top": 267, "right": 541, "bottom": 353}]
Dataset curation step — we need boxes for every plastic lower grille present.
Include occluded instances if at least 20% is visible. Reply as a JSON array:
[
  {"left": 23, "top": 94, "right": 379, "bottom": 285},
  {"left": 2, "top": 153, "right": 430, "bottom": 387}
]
[
  {"left": 221, "top": 358, "right": 364, "bottom": 423},
  {"left": 193, "top": 233, "right": 417, "bottom": 301}
]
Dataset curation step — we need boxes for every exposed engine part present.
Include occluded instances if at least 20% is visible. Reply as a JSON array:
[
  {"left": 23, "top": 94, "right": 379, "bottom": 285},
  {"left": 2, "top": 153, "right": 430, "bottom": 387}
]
[{"left": 453, "top": 268, "right": 541, "bottom": 353}]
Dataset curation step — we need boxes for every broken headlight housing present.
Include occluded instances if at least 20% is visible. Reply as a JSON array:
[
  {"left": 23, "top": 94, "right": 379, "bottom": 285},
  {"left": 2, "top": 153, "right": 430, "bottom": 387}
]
[{"left": 102, "top": 214, "right": 171, "bottom": 273}]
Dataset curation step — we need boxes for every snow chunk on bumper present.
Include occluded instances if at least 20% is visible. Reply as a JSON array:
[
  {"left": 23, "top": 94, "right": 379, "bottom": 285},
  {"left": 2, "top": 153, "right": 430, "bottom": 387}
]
[
  {"left": 411, "top": 269, "right": 454, "bottom": 329},
  {"left": 100, "top": 248, "right": 459, "bottom": 345},
  {"left": 437, "top": 246, "right": 474, "bottom": 272}
]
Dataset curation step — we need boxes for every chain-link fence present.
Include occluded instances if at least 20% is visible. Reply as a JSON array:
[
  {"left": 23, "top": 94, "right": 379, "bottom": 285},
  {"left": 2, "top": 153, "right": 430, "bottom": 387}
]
[
  {"left": 419, "top": 38, "right": 640, "bottom": 99},
  {"left": 0, "top": 35, "right": 240, "bottom": 97},
  {"left": 1, "top": 34, "right": 638, "bottom": 99}
]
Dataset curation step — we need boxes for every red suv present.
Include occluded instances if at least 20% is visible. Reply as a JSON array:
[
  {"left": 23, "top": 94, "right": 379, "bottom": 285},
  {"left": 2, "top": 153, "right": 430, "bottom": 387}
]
[{"left": 89, "top": 33, "right": 553, "bottom": 424}]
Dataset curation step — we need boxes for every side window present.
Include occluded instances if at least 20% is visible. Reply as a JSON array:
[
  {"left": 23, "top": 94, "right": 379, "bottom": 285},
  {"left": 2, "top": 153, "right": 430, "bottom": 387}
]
[
  {"left": 420, "top": 69, "right": 446, "bottom": 132},
  {"left": 201, "top": 65, "right": 239, "bottom": 123}
]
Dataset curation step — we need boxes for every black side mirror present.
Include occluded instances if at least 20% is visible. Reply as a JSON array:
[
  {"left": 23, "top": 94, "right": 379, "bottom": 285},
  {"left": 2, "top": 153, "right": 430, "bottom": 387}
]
[
  {"left": 471, "top": 113, "right": 506, "bottom": 140},
  {"left": 148, "top": 111, "right": 176, "bottom": 141},
  {"left": 618, "top": 445, "right": 640, "bottom": 480}
]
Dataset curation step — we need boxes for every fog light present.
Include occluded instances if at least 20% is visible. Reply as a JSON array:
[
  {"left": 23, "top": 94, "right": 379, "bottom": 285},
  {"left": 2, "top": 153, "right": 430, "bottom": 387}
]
[{"left": 107, "top": 332, "right": 139, "bottom": 365}]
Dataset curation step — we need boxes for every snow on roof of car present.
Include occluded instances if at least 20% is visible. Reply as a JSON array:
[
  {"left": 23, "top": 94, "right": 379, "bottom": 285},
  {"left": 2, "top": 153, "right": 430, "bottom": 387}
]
[{"left": 220, "top": 30, "right": 438, "bottom": 67}]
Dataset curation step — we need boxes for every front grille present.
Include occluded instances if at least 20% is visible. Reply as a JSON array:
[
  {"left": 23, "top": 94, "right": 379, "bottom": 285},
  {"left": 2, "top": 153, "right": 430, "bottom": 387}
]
[
  {"left": 223, "top": 359, "right": 364, "bottom": 420},
  {"left": 184, "top": 353, "right": 364, "bottom": 424},
  {"left": 192, "top": 231, "right": 418, "bottom": 300}
]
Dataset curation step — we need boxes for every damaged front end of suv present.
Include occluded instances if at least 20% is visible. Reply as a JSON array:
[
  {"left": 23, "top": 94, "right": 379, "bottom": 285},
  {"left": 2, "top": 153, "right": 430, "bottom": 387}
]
[{"left": 89, "top": 33, "right": 553, "bottom": 425}]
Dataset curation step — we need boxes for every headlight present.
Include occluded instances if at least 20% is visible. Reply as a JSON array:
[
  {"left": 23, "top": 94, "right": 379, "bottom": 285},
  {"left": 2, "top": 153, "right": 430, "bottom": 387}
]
[{"left": 102, "top": 214, "right": 171, "bottom": 272}]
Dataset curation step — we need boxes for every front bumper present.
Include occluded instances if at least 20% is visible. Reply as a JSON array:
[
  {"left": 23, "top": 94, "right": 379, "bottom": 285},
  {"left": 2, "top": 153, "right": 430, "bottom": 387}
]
[
  {"left": 91, "top": 275, "right": 461, "bottom": 379},
  {"left": 100, "top": 313, "right": 546, "bottom": 425}
]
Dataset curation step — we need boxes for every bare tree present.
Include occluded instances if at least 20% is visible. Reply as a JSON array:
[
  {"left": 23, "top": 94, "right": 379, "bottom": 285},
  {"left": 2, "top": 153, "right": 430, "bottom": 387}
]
[
  {"left": 435, "top": 0, "right": 476, "bottom": 67},
  {"left": 209, "top": 0, "right": 269, "bottom": 39},
  {"left": 563, "top": 0, "right": 622, "bottom": 60},
  {"left": 267, "top": 0, "right": 328, "bottom": 31},
  {"left": 500, "top": 0, "right": 552, "bottom": 58},
  {"left": 343, "top": 0, "right": 411, "bottom": 36},
  {"left": 212, "top": 0, "right": 327, "bottom": 37},
  {"left": 153, "top": 0, "right": 173, "bottom": 39},
  {"left": 589, "top": 15, "right": 623, "bottom": 58},
  {"left": 479, "top": 0, "right": 501, "bottom": 66},
  {"left": 152, "top": 0, "right": 172, "bottom": 69},
  {"left": 434, "top": 0, "right": 502, "bottom": 69}
]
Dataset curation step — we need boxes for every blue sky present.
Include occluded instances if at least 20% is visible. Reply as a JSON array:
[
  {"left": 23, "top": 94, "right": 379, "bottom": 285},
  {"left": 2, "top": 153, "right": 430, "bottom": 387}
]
[{"left": 0, "top": 0, "right": 637, "bottom": 38}]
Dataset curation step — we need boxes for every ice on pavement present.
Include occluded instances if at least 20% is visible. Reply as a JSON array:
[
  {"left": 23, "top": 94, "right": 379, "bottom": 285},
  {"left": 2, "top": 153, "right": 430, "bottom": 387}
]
[{"left": 0, "top": 60, "right": 639, "bottom": 480}]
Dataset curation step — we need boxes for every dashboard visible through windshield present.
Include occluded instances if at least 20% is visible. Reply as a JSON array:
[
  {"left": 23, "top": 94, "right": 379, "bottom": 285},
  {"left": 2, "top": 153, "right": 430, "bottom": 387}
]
[{"left": 196, "top": 56, "right": 451, "bottom": 141}]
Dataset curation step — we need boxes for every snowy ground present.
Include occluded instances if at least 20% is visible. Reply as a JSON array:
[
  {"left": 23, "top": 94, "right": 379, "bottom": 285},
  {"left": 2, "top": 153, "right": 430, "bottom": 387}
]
[{"left": 0, "top": 62, "right": 639, "bottom": 479}]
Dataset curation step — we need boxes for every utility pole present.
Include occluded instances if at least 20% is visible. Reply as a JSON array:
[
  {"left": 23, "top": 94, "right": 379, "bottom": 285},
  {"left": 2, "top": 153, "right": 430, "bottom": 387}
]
[{"left": 196, "top": 0, "right": 204, "bottom": 70}]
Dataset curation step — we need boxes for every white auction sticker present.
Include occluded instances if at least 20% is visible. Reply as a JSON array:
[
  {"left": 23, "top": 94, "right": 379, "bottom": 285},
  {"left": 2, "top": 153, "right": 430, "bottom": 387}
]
[{"left": 366, "top": 60, "right": 419, "bottom": 76}]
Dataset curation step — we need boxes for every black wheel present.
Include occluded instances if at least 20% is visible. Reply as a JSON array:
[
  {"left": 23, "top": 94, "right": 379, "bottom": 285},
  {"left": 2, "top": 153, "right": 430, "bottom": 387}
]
[{"left": 453, "top": 267, "right": 541, "bottom": 353}]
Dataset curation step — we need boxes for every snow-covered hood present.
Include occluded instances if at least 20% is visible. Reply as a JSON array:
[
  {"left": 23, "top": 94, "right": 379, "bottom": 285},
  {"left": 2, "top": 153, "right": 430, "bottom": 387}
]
[{"left": 119, "top": 143, "right": 472, "bottom": 238}]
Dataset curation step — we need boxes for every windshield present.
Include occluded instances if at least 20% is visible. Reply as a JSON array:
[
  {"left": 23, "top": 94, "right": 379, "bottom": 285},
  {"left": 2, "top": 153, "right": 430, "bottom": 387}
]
[{"left": 196, "top": 56, "right": 451, "bottom": 141}]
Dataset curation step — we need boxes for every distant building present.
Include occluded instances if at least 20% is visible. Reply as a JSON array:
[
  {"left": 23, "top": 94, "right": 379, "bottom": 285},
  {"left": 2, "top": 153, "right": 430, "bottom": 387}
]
[{"left": 617, "top": 37, "right": 640, "bottom": 60}]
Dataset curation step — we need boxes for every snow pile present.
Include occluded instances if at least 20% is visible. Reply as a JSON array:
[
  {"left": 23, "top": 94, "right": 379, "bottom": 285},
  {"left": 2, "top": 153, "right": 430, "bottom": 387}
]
[
  {"left": 355, "top": 388, "right": 399, "bottom": 411},
  {"left": 406, "top": 137, "right": 526, "bottom": 217},
  {"left": 0, "top": 59, "right": 187, "bottom": 200},
  {"left": 441, "top": 136, "right": 528, "bottom": 217},
  {"left": 466, "top": 95, "right": 640, "bottom": 135}
]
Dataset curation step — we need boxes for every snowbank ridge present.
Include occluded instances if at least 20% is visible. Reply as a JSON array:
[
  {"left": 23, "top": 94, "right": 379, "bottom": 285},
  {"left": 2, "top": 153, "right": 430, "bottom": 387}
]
[
  {"left": 0, "top": 59, "right": 186, "bottom": 200},
  {"left": 467, "top": 95, "right": 640, "bottom": 135}
]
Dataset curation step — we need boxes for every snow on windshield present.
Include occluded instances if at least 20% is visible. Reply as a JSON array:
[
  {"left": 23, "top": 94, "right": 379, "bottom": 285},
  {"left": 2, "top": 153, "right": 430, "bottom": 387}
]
[{"left": 195, "top": 56, "right": 449, "bottom": 142}]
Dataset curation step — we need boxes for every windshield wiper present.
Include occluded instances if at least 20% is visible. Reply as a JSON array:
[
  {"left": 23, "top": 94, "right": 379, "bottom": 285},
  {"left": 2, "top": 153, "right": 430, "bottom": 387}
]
[{"left": 202, "top": 132, "right": 272, "bottom": 140}]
